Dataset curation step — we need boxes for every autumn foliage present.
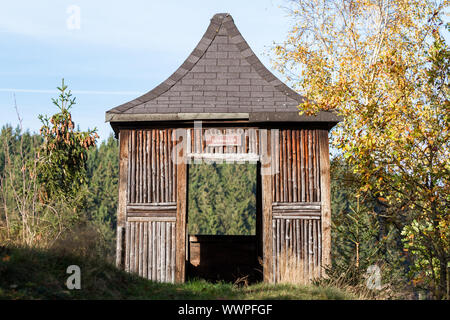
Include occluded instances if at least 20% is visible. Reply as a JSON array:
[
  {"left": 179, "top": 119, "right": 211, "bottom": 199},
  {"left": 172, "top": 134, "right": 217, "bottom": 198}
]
[{"left": 274, "top": 0, "right": 449, "bottom": 299}]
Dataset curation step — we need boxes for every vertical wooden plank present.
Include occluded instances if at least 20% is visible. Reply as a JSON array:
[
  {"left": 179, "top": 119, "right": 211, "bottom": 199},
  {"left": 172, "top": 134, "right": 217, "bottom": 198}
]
[
  {"left": 143, "top": 222, "right": 148, "bottom": 278},
  {"left": 308, "top": 220, "right": 313, "bottom": 281},
  {"left": 318, "top": 220, "right": 322, "bottom": 277},
  {"left": 271, "top": 130, "right": 276, "bottom": 202},
  {"left": 129, "top": 222, "right": 134, "bottom": 273},
  {"left": 287, "top": 129, "right": 292, "bottom": 202},
  {"left": 143, "top": 131, "right": 147, "bottom": 203},
  {"left": 295, "top": 130, "right": 300, "bottom": 202},
  {"left": 276, "top": 219, "right": 280, "bottom": 283},
  {"left": 313, "top": 219, "right": 317, "bottom": 278},
  {"left": 308, "top": 130, "right": 314, "bottom": 201},
  {"left": 155, "top": 131, "right": 160, "bottom": 203},
  {"left": 161, "top": 221, "right": 166, "bottom": 282},
  {"left": 295, "top": 219, "right": 300, "bottom": 265},
  {"left": 282, "top": 130, "right": 287, "bottom": 202},
  {"left": 319, "top": 129, "right": 331, "bottom": 271},
  {"left": 152, "top": 221, "right": 157, "bottom": 280},
  {"left": 306, "top": 130, "right": 311, "bottom": 202},
  {"left": 280, "top": 218, "right": 285, "bottom": 278},
  {"left": 125, "top": 222, "right": 130, "bottom": 272},
  {"left": 127, "top": 132, "right": 132, "bottom": 203},
  {"left": 171, "top": 223, "right": 176, "bottom": 283},
  {"left": 286, "top": 219, "right": 290, "bottom": 269},
  {"left": 135, "top": 130, "right": 140, "bottom": 203},
  {"left": 168, "top": 129, "right": 173, "bottom": 202},
  {"left": 262, "top": 129, "right": 273, "bottom": 282},
  {"left": 130, "top": 222, "right": 135, "bottom": 273},
  {"left": 130, "top": 131, "right": 136, "bottom": 203},
  {"left": 272, "top": 220, "right": 276, "bottom": 283},
  {"left": 139, "top": 130, "right": 143, "bottom": 203},
  {"left": 291, "top": 220, "right": 296, "bottom": 266},
  {"left": 166, "top": 222, "right": 171, "bottom": 282},
  {"left": 256, "top": 128, "right": 260, "bottom": 156},
  {"left": 138, "top": 222, "right": 143, "bottom": 276},
  {"left": 276, "top": 130, "right": 281, "bottom": 203},
  {"left": 312, "top": 130, "right": 317, "bottom": 202},
  {"left": 147, "top": 131, "right": 151, "bottom": 202},
  {"left": 164, "top": 130, "right": 170, "bottom": 202},
  {"left": 300, "top": 130, "right": 305, "bottom": 202},
  {"left": 303, "top": 219, "right": 307, "bottom": 280},
  {"left": 278, "top": 131, "right": 282, "bottom": 202},
  {"left": 160, "top": 130, "right": 165, "bottom": 203},
  {"left": 151, "top": 130, "right": 156, "bottom": 203},
  {"left": 156, "top": 221, "right": 161, "bottom": 282},
  {"left": 292, "top": 130, "right": 298, "bottom": 203},
  {"left": 315, "top": 130, "right": 321, "bottom": 202},
  {"left": 175, "top": 130, "right": 187, "bottom": 283},
  {"left": 135, "top": 222, "right": 140, "bottom": 275},
  {"left": 147, "top": 222, "right": 152, "bottom": 279}
]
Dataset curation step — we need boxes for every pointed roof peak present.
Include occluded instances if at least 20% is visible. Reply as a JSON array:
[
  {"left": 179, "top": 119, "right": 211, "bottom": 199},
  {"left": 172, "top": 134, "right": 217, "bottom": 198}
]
[
  {"left": 212, "top": 13, "right": 230, "bottom": 19},
  {"left": 106, "top": 13, "right": 340, "bottom": 125}
]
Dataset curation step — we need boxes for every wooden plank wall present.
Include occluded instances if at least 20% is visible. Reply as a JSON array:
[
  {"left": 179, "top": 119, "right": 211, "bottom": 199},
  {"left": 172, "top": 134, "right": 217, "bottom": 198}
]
[
  {"left": 125, "top": 220, "right": 176, "bottom": 282},
  {"left": 270, "top": 129, "right": 323, "bottom": 283},
  {"left": 124, "top": 129, "right": 177, "bottom": 283},
  {"left": 272, "top": 129, "right": 321, "bottom": 203},
  {"left": 119, "top": 127, "right": 329, "bottom": 284},
  {"left": 127, "top": 129, "right": 176, "bottom": 204}
]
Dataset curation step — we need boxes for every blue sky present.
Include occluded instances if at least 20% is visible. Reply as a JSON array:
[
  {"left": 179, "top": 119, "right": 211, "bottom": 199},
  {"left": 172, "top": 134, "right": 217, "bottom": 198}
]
[{"left": 0, "top": 0, "right": 293, "bottom": 141}]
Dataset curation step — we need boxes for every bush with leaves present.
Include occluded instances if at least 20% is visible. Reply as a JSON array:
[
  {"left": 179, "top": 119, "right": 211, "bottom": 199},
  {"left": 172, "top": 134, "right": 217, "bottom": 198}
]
[
  {"left": 274, "top": 0, "right": 449, "bottom": 299},
  {"left": 320, "top": 159, "right": 410, "bottom": 299}
]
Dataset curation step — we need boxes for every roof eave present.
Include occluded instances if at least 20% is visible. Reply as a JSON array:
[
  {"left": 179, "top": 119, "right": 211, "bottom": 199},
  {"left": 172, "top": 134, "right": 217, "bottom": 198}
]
[{"left": 106, "top": 110, "right": 342, "bottom": 123}]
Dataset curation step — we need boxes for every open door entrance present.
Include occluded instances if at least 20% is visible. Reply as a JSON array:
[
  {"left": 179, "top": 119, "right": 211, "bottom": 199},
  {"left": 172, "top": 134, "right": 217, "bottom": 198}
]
[{"left": 185, "top": 161, "right": 263, "bottom": 283}]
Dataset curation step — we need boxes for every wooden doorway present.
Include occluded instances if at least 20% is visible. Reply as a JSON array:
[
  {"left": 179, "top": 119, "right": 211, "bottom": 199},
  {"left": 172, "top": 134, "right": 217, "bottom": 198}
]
[{"left": 184, "top": 160, "right": 263, "bottom": 283}]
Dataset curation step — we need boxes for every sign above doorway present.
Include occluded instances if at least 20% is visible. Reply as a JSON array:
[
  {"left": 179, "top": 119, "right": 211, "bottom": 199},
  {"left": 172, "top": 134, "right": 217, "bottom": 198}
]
[{"left": 205, "top": 133, "right": 242, "bottom": 147}]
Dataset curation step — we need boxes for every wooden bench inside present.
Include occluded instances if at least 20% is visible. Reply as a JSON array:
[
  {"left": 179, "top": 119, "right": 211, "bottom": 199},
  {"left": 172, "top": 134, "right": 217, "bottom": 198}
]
[{"left": 187, "top": 234, "right": 262, "bottom": 283}]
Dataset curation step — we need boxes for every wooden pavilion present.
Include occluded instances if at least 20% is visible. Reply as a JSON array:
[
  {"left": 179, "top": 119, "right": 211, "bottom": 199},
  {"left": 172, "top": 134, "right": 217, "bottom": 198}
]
[{"left": 106, "top": 13, "right": 340, "bottom": 283}]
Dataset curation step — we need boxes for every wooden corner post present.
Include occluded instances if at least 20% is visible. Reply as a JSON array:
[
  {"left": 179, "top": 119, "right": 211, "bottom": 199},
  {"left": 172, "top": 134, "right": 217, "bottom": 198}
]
[
  {"left": 262, "top": 129, "right": 273, "bottom": 282},
  {"left": 319, "top": 130, "right": 331, "bottom": 272},
  {"left": 116, "top": 130, "right": 129, "bottom": 269},
  {"left": 175, "top": 130, "right": 187, "bottom": 283}
]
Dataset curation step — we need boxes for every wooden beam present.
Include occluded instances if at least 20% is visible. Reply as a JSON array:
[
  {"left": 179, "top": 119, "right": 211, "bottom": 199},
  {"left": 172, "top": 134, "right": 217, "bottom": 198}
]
[
  {"left": 319, "top": 130, "right": 331, "bottom": 272},
  {"left": 115, "top": 226, "right": 124, "bottom": 269},
  {"left": 127, "top": 203, "right": 177, "bottom": 212},
  {"left": 272, "top": 202, "right": 321, "bottom": 211},
  {"left": 175, "top": 131, "right": 187, "bottom": 283},
  {"left": 187, "top": 153, "right": 259, "bottom": 162},
  {"left": 272, "top": 215, "right": 320, "bottom": 220},
  {"left": 127, "top": 212, "right": 177, "bottom": 218},
  {"left": 116, "top": 129, "right": 129, "bottom": 269},
  {"left": 262, "top": 129, "right": 273, "bottom": 282},
  {"left": 272, "top": 210, "right": 321, "bottom": 217}
]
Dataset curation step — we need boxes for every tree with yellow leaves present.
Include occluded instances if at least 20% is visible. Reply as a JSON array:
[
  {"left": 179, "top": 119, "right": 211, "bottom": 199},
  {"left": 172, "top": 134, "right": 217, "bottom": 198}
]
[{"left": 274, "top": 0, "right": 449, "bottom": 299}]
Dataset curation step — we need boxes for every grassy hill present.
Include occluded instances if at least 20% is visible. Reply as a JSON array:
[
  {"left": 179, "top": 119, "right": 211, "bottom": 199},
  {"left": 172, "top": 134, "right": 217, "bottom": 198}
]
[{"left": 0, "top": 245, "right": 356, "bottom": 300}]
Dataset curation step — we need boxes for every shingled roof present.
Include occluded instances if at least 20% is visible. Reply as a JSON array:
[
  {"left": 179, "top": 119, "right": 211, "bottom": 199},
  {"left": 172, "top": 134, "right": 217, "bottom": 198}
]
[{"left": 105, "top": 13, "right": 339, "bottom": 124}]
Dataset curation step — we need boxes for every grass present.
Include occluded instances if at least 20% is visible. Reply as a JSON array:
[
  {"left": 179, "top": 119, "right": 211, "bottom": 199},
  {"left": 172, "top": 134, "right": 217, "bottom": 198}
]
[{"left": 0, "top": 245, "right": 356, "bottom": 300}]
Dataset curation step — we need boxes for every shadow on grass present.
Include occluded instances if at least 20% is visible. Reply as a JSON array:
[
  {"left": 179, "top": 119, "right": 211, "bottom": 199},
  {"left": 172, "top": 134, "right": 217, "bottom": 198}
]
[{"left": 0, "top": 246, "right": 355, "bottom": 300}]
